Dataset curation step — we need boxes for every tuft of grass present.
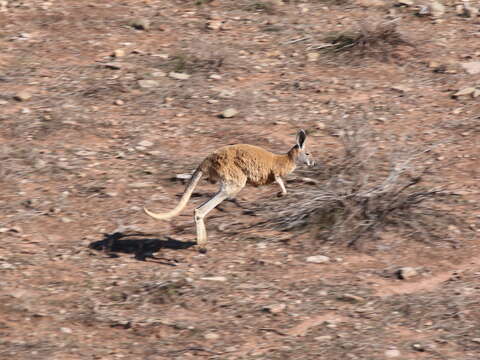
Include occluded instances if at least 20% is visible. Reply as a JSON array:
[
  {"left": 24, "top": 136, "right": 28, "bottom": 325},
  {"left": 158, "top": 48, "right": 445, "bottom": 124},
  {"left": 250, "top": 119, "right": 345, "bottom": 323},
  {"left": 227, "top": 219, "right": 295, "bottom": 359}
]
[
  {"left": 322, "top": 21, "right": 410, "bottom": 61},
  {"left": 260, "top": 116, "right": 467, "bottom": 249},
  {"left": 244, "top": 1, "right": 278, "bottom": 14},
  {"left": 168, "top": 52, "right": 224, "bottom": 74}
]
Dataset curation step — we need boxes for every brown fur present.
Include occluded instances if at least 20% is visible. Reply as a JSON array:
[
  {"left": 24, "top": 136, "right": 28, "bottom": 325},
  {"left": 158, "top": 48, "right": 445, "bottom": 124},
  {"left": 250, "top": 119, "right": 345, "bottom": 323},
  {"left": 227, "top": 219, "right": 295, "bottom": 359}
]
[{"left": 199, "top": 144, "right": 297, "bottom": 186}]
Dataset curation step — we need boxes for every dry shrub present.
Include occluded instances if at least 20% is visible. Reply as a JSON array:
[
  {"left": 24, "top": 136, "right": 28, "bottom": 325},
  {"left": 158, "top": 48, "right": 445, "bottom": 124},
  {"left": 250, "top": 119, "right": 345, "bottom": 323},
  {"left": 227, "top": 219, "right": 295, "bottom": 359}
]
[
  {"left": 322, "top": 20, "right": 410, "bottom": 61},
  {"left": 260, "top": 116, "right": 466, "bottom": 248}
]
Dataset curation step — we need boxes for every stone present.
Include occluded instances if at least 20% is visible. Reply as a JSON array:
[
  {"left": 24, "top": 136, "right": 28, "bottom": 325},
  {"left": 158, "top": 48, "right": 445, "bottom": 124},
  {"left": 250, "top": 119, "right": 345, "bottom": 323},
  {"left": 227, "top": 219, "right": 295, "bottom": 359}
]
[
  {"left": 113, "top": 49, "right": 125, "bottom": 58},
  {"left": 209, "top": 74, "right": 222, "bottom": 80},
  {"left": 218, "top": 89, "right": 236, "bottom": 98},
  {"left": 307, "top": 52, "right": 319, "bottom": 62},
  {"left": 262, "top": 303, "right": 287, "bottom": 314},
  {"left": 60, "top": 327, "right": 73, "bottom": 334},
  {"left": 429, "top": 1, "right": 445, "bottom": 18},
  {"left": 204, "top": 332, "right": 220, "bottom": 340},
  {"left": 306, "top": 255, "right": 330, "bottom": 264},
  {"left": 114, "top": 99, "right": 124, "bottom": 105},
  {"left": 461, "top": 62, "right": 480, "bottom": 75},
  {"left": 384, "top": 349, "right": 401, "bottom": 358},
  {"left": 397, "top": 267, "right": 418, "bottom": 280},
  {"left": 138, "top": 79, "right": 159, "bottom": 88},
  {"left": 315, "top": 335, "right": 333, "bottom": 342},
  {"left": 14, "top": 91, "right": 32, "bottom": 101},
  {"left": 337, "top": 293, "right": 365, "bottom": 303},
  {"left": 151, "top": 71, "right": 166, "bottom": 78},
  {"left": 130, "top": 18, "right": 150, "bottom": 30},
  {"left": 206, "top": 20, "right": 223, "bottom": 30},
  {"left": 221, "top": 108, "right": 238, "bottom": 118},
  {"left": 168, "top": 72, "right": 191, "bottom": 80},
  {"left": 396, "top": 0, "right": 414, "bottom": 5},
  {"left": 175, "top": 173, "right": 192, "bottom": 181},
  {"left": 138, "top": 140, "right": 154, "bottom": 147},
  {"left": 453, "top": 87, "right": 476, "bottom": 97}
]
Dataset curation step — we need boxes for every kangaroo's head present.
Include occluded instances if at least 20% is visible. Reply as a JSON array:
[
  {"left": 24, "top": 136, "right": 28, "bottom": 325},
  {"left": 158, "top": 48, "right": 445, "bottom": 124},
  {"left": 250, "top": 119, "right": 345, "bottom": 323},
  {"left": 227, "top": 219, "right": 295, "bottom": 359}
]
[{"left": 290, "top": 129, "right": 315, "bottom": 167}]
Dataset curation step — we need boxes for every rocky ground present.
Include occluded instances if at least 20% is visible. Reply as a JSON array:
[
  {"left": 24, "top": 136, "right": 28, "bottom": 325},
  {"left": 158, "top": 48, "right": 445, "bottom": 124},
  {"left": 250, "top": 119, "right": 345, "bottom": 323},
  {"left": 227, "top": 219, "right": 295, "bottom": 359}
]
[{"left": 0, "top": 0, "right": 479, "bottom": 359}]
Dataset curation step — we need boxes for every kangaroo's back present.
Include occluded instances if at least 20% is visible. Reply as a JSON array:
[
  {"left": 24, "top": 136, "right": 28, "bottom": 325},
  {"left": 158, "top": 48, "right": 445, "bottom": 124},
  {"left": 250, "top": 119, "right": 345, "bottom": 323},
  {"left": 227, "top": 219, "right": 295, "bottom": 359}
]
[{"left": 200, "top": 144, "right": 293, "bottom": 186}]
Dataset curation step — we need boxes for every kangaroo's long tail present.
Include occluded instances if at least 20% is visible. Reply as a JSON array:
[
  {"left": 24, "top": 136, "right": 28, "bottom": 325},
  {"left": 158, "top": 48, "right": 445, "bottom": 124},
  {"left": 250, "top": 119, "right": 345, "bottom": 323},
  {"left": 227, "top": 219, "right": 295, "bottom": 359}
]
[{"left": 144, "top": 169, "right": 203, "bottom": 220}]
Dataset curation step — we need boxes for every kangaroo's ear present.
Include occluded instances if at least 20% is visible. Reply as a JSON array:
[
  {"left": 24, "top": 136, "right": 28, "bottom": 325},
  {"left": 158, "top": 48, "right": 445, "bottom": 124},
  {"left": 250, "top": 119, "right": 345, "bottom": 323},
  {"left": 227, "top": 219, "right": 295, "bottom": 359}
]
[{"left": 296, "top": 129, "right": 307, "bottom": 149}]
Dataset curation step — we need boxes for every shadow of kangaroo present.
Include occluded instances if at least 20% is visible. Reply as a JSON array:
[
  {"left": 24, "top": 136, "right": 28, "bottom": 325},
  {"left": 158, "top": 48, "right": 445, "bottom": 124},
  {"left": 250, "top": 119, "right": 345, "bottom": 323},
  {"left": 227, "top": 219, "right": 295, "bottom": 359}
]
[{"left": 144, "top": 130, "right": 315, "bottom": 253}]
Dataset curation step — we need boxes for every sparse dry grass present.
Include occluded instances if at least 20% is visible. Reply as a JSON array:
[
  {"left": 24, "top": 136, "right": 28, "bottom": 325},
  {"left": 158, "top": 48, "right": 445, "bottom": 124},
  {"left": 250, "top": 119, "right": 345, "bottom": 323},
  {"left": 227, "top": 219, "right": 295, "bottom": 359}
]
[
  {"left": 261, "top": 116, "right": 467, "bottom": 248},
  {"left": 322, "top": 20, "right": 410, "bottom": 61}
]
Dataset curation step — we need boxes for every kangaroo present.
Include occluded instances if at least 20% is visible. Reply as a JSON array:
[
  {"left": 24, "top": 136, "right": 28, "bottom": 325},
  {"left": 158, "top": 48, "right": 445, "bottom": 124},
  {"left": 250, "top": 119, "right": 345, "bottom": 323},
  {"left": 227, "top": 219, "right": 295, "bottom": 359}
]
[{"left": 144, "top": 129, "right": 314, "bottom": 253}]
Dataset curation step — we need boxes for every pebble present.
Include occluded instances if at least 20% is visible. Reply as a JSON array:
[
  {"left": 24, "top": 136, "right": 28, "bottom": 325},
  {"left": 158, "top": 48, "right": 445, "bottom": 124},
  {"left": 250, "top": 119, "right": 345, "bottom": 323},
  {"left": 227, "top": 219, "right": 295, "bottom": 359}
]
[
  {"left": 461, "top": 62, "right": 480, "bottom": 75},
  {"left": 201, "top": 276, "right": 227, "bottom": 282},
  {"left": 168, "top": 72, "right": 191, "bottom": 80},
  {"left": 306, "top": 255, "right": 330, "bottom": 264},
  {"left": 130, "top": 18, "right": 150, "bottom": 30},
  {"left": 14, "top": 91, "right": 32, "bottom": 101},
  {"left": 113, "top": 49, "right": 125, "bottom": 58},
  {"left": 221, "top": 108, "right": 238, "bottom": 118},
  {"left": 384, "top": 349, "right": 401, "bottom": 358},
  {"left": 397, "top": 267, "right": 418, "bottom": 280},
  {"left": 138, "top": 140, "right": 154, "bottom": 147},
  {"left": 60, "top": 327, "right": 73, "bottom": 334},
  {"left": 262, "top": 303, "right": 287, "bottom": 314},
  {"left": 204, "top": 332, "right": 220, "bottom": 340},
  {"left": 453, "top": 87, "right": 476, "bottom": 97},
  {"left": 138, "top": 79, "right": 159, "bottom": 88},
  {"left": 114, "top": 99, "right": 124, "bottom": 105}
]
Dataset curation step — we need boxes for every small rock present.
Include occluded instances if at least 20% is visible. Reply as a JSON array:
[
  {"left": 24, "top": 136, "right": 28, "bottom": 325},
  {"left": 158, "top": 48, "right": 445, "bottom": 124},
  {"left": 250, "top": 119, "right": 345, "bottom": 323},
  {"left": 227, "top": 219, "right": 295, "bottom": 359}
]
[
  {"left": 457, "top": 3, "right": 479, "bottom": 17},
  {"left": 130, "top": 18, "right": 150, "bottom": 30},
  {"left": 396, "top": 0, "right": 414, "bottom": 5},
  {"left": 384, "top": 349, "right": 401, "bottom": 358},
  {"left": 429, "top": 1, "right": 445, "bottom": 18},
  {"left": 473, "top": 89, "right": 480, "bottom": 98},
  {"left": 113, "top": 49, "right": 125, "bottom": 58},
  {"left": 209, "top": 74, "right": 222, "bottom": 80},
  {"left": 411, "top": 343, "right": 425, "bottom": 352},
  {"left": 306, "top": 255, "right": 330, "bottom": 264},
  {"left": 138, "top": 140, "right": 154, "bottom": 147},
  {"left": 61, "top": 217, "right": 73, "bottom": 223},
  {"left": 206, "top": 20, "right": 223, "bottom": 30},
  {"left": 138, "top": 79, "right": 159, "bottom": 88},
  {"left": 60, "top": 327, "right": 73, "bottom": 334},
  {"left": 337, "top": 293, "right": 365, "bottom": 303},
  {"left": 168, "top": 72, "right": 191, "bottom": 80},
  {"left": 307, "top": 52, "right": 319, "bottom": 62},
  {"left": 218, "top": 89, "right": 236, "bottom": 98},
  {"left": 461, "top": 62, "right": 480, "bottom": 75},
  {"left": 175, "top": 173, "right": 192, "bottom": 181},
  {"left": 262, "top": 303, "right": 287, "bottom": 314},
  {"left": 397, "top": 267, "right": 418, "bottom": 280},
  {"left": 204, "top": 332, "right": 220, "bottom": 340},
  {"left": 114, "top": 99, "right": 124, "bottom": 105},
  {"left": 34, "top": 159, "right": 47, "bottom": 170},
  {"left": 104, "top": 62, "right": 124, "bottom": 70},
  {"left": 391, "top": 85, "right": 410, "bottom": 93},
  {"left": 315, "top": 335, "right": 333, "bottom": 342},
  {"left": 201, "top": 276, "right": 227, "bottom": 282},
  {"left": 221, "top": 108, "right": 238, "bottom": 118},
  {"left": 14, "top": 91, "right": 32, "bottom": 102},
  {"left": 471, "top": 338, "right": 480, "bottom": 344},
  {"left": 453, "top": 87, "right": 476, "bottom": 97},
  {"left": 151, "top": 71, "right": 166, "bottom": 78}
]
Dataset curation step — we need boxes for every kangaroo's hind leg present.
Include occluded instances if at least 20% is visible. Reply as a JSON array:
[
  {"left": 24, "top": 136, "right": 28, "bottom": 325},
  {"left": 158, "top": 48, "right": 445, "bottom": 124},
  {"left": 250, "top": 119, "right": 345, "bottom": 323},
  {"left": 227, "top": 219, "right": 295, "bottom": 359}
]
[
  {"left": 194, "top": 183, "right": 230, "bottom": 253},
  {"left": 194, "top": 179, "right": 245, "bottom": 253}
]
